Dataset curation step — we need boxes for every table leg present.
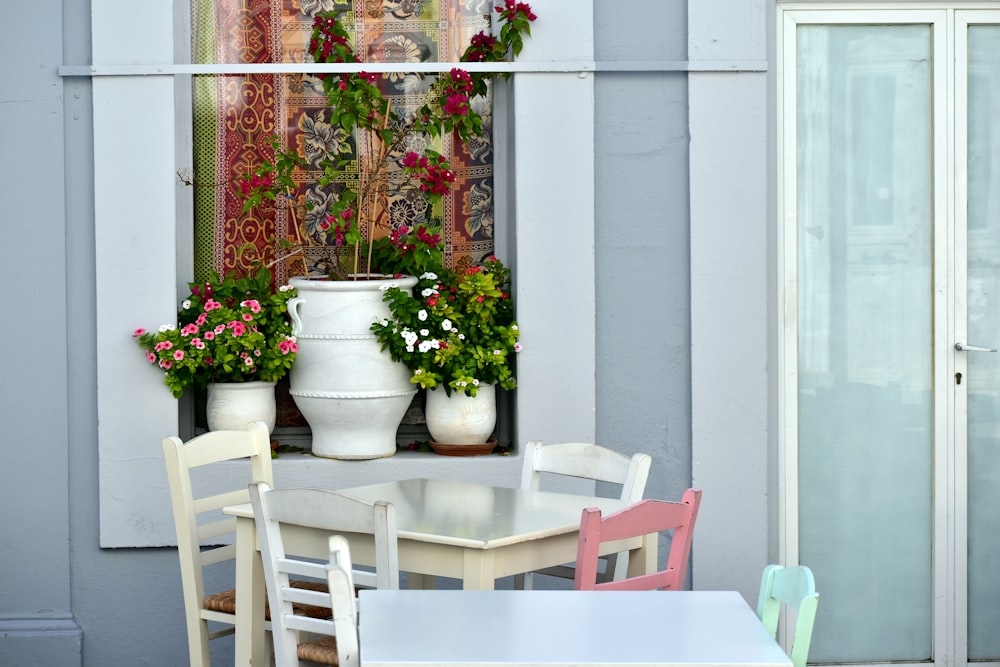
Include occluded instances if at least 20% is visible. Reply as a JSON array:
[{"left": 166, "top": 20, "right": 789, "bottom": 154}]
[
  {"left": 234, "top": 515, "right": 267, "bottom": 667},
  {"left": 407, "top": 573, "right": 436, "bottom": 589},
  {"left": 628, "top": 532, "right": 658, "bottom": 578},
  {"left": 461, "top": 550, "right": 496, "bottom": 590}
]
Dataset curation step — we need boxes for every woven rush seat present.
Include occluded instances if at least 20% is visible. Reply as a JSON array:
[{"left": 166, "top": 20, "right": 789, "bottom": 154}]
[
  {"left": 298, "top": 635, "right": 341, "bottom": 665},
  {"left": 205, "top": 579, "right": 332, "bottom": 620}
]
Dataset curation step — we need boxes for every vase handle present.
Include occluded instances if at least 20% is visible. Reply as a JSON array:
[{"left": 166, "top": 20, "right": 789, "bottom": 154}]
[{"left": 287, "top": 297, "right": 304, "bottom": 336}]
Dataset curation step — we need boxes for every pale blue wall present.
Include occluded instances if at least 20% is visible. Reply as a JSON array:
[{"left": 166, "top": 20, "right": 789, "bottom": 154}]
[{"left": 0, "top": 1, "right": 710, "bottom": 665}]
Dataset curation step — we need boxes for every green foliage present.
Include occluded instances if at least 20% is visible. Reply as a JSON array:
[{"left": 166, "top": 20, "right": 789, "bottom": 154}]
[
  {"left": 371, "top": 257, "right": 520, "bottom": 397},
  {"left": 238, "top": 5, "right": 538, "bottom": 281},
  {"left": 132, "top": 267, "right": 298, "bottom": 398}
]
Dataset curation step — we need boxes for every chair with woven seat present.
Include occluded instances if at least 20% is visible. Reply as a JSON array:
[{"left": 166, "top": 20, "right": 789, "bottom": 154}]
[
  {"left": 757, "top": 564, "right": 820, "bottom": 667},
  {"left": 517, "top": 440, "right": 652, "bottom": 588},
  {"left": 249, "top": 481, "right": 400, "bottom": 666},
  {"left": 260, "top": 533, "right": 361, "bottom": 667},
  {"left": 573, "top": 488, "right": 702, "bottom": 591},
  {"left": 162, "top": 421, "right": 329, "bottom": 667}
]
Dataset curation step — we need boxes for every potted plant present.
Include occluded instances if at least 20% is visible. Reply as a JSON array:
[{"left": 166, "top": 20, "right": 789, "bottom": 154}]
[
  {"left": 372, "top": 256, "right": 521, "bottom": 455},
  {"left": 132, "top": 266, "right": 298, "bottom": 434},
  {"left": 237, "top": 3, "right": 537, "bottom": 459}
]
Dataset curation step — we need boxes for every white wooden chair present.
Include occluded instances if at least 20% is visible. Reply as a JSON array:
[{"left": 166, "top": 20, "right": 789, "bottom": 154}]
[
  {"left": 162, "top": 422, "right": 329, "bottom": 666},
  {"left": 249, "top": 482, "right": 399, "bottom": 666},
  {"left": 517, "top": 440, "right": 653, "bottom": 588},
  {"left": 162, "top": 422, "right": 273, "bottom": 666},
  {"left": 257, "top": 531, "right": 361, "bottom": 667}
]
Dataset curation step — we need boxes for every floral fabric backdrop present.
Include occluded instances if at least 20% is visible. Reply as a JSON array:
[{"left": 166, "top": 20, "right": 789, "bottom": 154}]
[
  {"left": 191, "top": 0, "right": 499, "bottom": 428},
  {"left": 191, "top": 0, "right": 497, "bottom": 285}
]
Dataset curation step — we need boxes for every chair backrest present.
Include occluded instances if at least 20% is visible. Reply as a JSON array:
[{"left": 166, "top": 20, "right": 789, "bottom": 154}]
[
  {"left": 520, "top": 440, "right": 652, "bottom": 502},
  {"left": 250, "top": 480, "right": 400, "bottom": 587},
  {"left": 254, "top": 527, "right": 361, "bottom": 667},
  {"left": 250, "top": 482, "right": 397, "bottom": 666},
  {"left": 161, "top": 421, "right": 273, "bottom": 667},
  {"left": 573, "top": 488, "right": 702, "bottom": 591},
  {"left": 757, "top": 564, "right": 820, "bottom": 667}
]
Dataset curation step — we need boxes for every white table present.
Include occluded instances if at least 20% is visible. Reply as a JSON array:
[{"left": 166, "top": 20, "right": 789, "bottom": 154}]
[
  {"left": 225, "top": 478, "right": 652, "bottom": 667},
  {"left": 358, "top": 589, "right": 793, "bottom": 667}
]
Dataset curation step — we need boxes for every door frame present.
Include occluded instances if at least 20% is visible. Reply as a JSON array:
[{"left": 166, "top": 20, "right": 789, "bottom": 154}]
[{"left": 776, "top": 5, "right": 974, "bottom": 664}]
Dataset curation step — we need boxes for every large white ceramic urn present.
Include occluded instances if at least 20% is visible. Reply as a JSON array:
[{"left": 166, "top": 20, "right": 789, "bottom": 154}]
[{"left": 288, "top": 275, "right": 418, "bottom": 459}]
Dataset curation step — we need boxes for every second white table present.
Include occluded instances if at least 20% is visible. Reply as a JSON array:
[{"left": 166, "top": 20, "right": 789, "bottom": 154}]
[{"left": 359, "top": 589, "right": 793, "bottom": 667}]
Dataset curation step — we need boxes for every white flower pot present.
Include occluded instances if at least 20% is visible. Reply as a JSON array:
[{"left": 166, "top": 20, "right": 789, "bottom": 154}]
[
  {"left": 288, "top": 275, "right": 418, "bottom": 460},
  {"left": 425, "top": 384, "right": 497, "bottom": 445},
  {"left": 206, "top": 381, "right": 277, "bottom": 434}
]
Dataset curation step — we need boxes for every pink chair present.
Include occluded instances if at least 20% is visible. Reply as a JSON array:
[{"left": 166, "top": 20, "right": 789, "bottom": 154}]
[{"left": 573, "top": 488, "right": 702, "bottom": 591}]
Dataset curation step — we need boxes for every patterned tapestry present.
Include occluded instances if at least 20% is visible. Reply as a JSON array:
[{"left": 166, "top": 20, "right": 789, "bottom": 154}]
[
  {"left": 191, "top": 0, "right": 496, "bottom": 285},
  {"left": 191, "top": 0, "right": 498, "bottom": 428}
]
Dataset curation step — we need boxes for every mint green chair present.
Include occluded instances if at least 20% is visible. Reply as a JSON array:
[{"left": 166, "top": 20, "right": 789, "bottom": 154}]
[{"left": 756, "top": 564, "right": 820, "bottom": 667}]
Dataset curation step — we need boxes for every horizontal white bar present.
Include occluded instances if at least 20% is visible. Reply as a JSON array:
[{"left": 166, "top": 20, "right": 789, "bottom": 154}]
[{"left": 59, "top": 60, "right": 768, "bottom": 77}]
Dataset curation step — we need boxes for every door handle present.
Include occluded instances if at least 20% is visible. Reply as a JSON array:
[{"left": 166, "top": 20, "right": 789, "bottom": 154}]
[{"left": 955, "top": 342, "right": 998, "bottom": 352}]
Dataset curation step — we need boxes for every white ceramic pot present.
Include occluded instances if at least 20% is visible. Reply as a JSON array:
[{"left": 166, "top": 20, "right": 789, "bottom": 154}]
[
  {"left": 288, "top": 275, "right": 418, "bottom": 459},
  {"left": 206, "top": 381, "right": 277, "bottom": 434},
  {"left": 425, "top": 384, "right": 497, "bottom": 445}
]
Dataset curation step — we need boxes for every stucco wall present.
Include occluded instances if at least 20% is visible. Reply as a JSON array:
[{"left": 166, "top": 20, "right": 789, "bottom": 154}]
[{"left": 0, "top": 0, "right": 771, "bottom": 664}]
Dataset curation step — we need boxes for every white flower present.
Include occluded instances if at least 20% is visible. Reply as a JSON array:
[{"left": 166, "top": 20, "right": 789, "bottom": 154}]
[
  {"left": 512, "top": 324, "right": 519, "bottom": 331},
  {"left": 405, "top": 345, "right": 415, "bottom": 353},
  {"left": 159, "top": 324, "right": 176, "bottom": 333},
  {"left": 379, "top": 282, "right": 400, "bottom": 292},
  {"left": 420, "top": 329, "right": 430, "bottom": 337},
  {"left": 415, "top": 368, "right": 423, "bottom": 375},
  {"left": 493, "top": 349, "right": 502, "bottom": 355},
  {"left": 421, "top": 288, "right": 439, "bottom": 298},
  {"left": 418, "top": 340, "right": 434, "bottom": 353},
  {"left": 420, "top": 272, "right": 438, "bottom": 281},
  {"left": 417, "top": 309, "right": 428, "bottom": 321},
  {"left": 441, "top": 319, "right": 453, "bottom": 331},
  {"left": 278, "top": 284, "right": 292, "bottom": 292},
  {"left": 472, "top": 379, "right": 480, "bottom": 386},
  {"left": 181, "top": 299, "right": 192, "bottom": 310},
  {"left": 458, "top": 333, "right": 466, "bottom": 340},
  {"left": 514, "top": 343, "right": 523, "bottom": 352}
]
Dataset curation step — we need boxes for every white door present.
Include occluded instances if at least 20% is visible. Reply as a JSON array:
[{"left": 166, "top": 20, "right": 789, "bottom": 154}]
[{"left": 779, "top": 6, "right": 1000, "bottom": 665}]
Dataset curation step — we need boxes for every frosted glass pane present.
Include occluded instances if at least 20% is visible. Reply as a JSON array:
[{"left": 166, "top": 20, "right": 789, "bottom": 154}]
[
  {"left": 966, "top": 24, "right": 1000, "bottom": 661},
  {"left": 796, "top": 24, "right": 933, "bottom": 663}
]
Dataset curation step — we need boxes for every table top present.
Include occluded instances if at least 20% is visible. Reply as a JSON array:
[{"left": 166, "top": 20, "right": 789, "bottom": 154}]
[
  {"left": 357, "top": 589, "right": 793, "bottom": 667},
  {"left": 225, "top": 478, "right": 629, "bottom": 549}
]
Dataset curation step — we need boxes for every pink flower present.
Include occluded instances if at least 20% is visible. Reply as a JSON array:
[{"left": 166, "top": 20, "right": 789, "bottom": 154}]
[
  {"left": 228, "top": 321, "right": 247, "bottom": 337},
  {"left": 196, "top": 313, "right": 207, "bottom": 326},
  {"left": 443, "top": 93, "right": 469, "bottom": 117},
  {"left": 181, "top": 323, "right": 199, "bottom": 336},
  {"left": 241, "top": 299, "right": 261, "bottom": 313},
  {"left": 278, "top": 339, "right": 299, "bottom": 355},
  {"left": 204, "top": 331, "right": 215, "bottom": 341},
  {"left": 204, "top": 299, "right": 223, "bottom": 311},
  {"left": 215, "top": 325, "right": 225, "bottom": 334},
  {"left": 243, "top": 357, "right": 254, "bottom": 366},
  {"left": 173, "top": 350, "right": 185, "bottom": 361},
  {"left": 145, "top": 351, "right": 156, "bottom": 363},
  {"left": 159, "top": 360, "right": 173, "bottom": 370},
  {"left": 132, "top": 328, "right": 146, "bottom": 338},
  {"left": 192, "top": 338, "right": 205, "bottom": 350},
  {"left": 242, "top": 313, "right": 254, "bottom": 322},
  {"left": 154, "top": 341, "right": 173, "bottom": 351}
]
